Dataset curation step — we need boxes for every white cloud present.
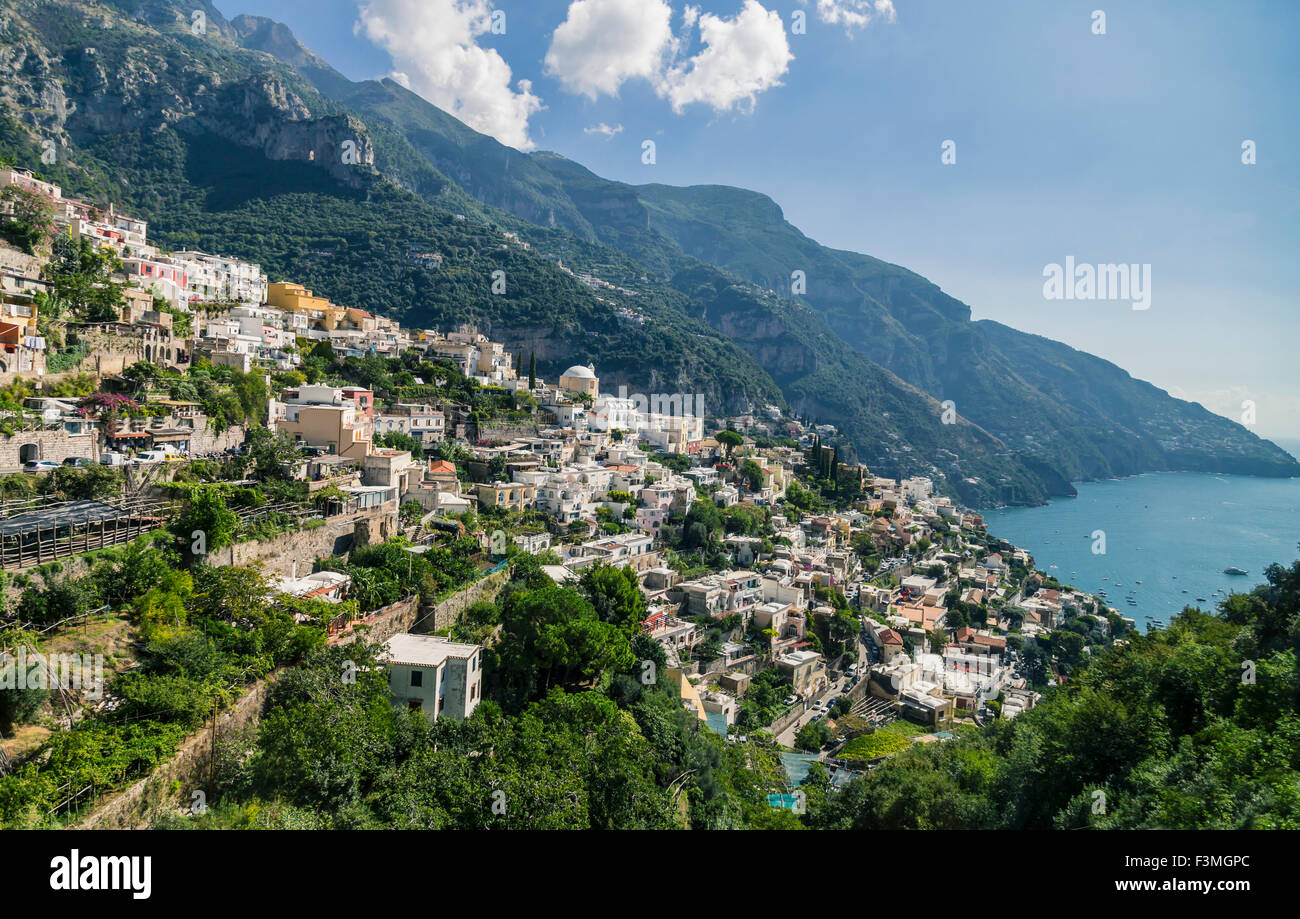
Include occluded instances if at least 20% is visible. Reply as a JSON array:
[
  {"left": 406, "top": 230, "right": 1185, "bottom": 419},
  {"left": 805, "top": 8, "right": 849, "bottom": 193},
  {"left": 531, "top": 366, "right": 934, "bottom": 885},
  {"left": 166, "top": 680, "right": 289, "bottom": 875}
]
[
  {"left": 810, "top": 0, "right": 897, "bottom": 32},
  {"left": 583, "top": 122, "right": 624, "bottom": 138},
  {"left": 659, "top": 1, "right": 793, "bottom": 114},
  {"left": 356, "top": 0, "right": 543, "bottom": 150},
  {"left": 544, "top": 0, "right": 676, "bottom": 100},
  {"left": 544, "top": 0, "right": 792, "bottom": 116}
]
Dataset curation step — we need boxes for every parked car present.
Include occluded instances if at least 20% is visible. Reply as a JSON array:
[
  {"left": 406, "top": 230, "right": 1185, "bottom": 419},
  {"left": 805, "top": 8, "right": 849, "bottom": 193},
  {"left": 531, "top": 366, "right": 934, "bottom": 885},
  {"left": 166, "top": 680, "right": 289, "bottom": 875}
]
[
  {"left": 783, "top": 695, "right": 798, "bottom": 706},
  {"left": 62, "top": 456, "right": 96, "bottom": 467},
  {"left": 22, "top": 460, "right": 60, "bottom": 472},
  {"left": 128, "top": 451, "right": 168, "bottom": 466},
  {"left": 100, "top": 451, "right": 127, "bottom": 466}
]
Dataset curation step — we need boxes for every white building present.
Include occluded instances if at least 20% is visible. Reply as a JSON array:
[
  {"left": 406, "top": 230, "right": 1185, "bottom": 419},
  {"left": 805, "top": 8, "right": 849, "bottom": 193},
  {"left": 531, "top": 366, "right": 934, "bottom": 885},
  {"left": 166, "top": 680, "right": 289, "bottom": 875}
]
[
  {"left": 171, "top": 250, "right": 268, "bottom": 306},
  {"left": 381, "top": 633, "right": 483, "bottom": 721}
]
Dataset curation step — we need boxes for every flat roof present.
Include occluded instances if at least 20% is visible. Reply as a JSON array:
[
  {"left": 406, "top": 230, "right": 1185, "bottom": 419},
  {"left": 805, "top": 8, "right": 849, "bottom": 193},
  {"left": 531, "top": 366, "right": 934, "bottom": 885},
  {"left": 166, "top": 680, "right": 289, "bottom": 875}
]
[{"left": 382, "top": 633, "right": 479, "bottom": 668}]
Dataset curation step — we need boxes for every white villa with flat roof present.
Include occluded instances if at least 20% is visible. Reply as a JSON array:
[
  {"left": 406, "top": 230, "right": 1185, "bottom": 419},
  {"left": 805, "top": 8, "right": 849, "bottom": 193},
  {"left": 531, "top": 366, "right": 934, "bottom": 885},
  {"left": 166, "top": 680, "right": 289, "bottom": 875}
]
[{"left": 382, "top": 633, "right": 483, "bottom": 721}]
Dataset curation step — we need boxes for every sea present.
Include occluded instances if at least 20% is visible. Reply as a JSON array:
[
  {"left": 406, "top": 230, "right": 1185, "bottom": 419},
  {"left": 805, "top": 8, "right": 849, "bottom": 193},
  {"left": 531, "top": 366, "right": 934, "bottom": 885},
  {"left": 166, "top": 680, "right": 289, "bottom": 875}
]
[{"left": 982, "top": 440, "right": 1300, "bottom": 628}]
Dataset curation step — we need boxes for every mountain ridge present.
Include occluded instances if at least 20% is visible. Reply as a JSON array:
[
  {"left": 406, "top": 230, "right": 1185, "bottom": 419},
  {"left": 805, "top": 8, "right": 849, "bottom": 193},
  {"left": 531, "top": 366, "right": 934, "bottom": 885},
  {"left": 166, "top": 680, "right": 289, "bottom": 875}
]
[{"left": 1, "top": 0, "right": 1292, "bottom": 508}]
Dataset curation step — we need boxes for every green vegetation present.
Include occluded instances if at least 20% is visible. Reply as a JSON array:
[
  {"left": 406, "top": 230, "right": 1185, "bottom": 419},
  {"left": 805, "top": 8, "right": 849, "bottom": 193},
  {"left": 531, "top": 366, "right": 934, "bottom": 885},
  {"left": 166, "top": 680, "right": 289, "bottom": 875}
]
[
  {"left": 810, "top": 558, "right": 1300, "bottom": 829},
  {"left": 0, "top": 556, "right": 323, "bottom": 827},
  {"left": 0, "top": 184, "right": 54, "bottom": 255},
  {"left": 152, "top": 557, "right": 804, "bottom": 829}
]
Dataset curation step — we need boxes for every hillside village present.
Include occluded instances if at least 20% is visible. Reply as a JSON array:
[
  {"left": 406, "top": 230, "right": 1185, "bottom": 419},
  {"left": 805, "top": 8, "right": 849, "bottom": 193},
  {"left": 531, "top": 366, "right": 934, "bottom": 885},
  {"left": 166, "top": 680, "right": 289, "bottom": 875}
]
[{"left": 0, "top": 162, "right": 1138, "bottom": 825}]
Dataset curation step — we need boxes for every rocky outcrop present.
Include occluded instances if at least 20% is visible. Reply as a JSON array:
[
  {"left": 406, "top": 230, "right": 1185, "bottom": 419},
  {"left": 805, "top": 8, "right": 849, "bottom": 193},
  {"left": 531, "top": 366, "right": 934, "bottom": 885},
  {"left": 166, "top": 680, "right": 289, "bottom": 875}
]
[
  {"left": 192, "top": 75, "right": 375, "bottom": 186},
  {"left": 0, "top": 2, "right": 375, "bottom": 188}
]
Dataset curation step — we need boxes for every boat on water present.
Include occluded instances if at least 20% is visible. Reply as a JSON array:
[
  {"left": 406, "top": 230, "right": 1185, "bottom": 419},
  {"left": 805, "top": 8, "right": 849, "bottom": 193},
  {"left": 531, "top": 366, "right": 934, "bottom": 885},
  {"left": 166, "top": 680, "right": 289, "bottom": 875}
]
[
  {"left": 1136, "top": 580, "right": 1142, "bottom": 584},
  {"left": 1196, "top": 597, "right": 1207, "bottom": 602},
  {"left": 1224, "top": 567, "right": 1248, "bottom": 576}
]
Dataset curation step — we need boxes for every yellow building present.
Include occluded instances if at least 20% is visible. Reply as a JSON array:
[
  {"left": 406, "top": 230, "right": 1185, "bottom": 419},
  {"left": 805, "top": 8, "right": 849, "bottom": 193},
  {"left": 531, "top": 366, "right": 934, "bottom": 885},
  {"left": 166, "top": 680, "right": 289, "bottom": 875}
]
[
  {"left": 267, "top": 282, "right": 347, "bottom": 331},
  {"left": 279, "top": 403, "right": 371, "bottom": 459},
  {"left": 473, "top": 482, "right": 536, "bottom": 512}
]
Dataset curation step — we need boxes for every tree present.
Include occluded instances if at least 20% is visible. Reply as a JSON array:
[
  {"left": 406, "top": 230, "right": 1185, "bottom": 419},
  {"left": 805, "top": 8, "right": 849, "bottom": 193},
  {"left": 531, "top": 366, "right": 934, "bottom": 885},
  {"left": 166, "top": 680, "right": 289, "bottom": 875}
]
[
  {"left": 245, "top": 428, "right": 301, "bottom": 481},
  {"left": 527, "top": 351, "right": 536, "bottom": 390},
  {"left": 377, "top": 430, "right": 424, "bottom": 459},
  {"left": 579, "top": 564, "right": 646, "bottom": 637},
  {"left": 0, "top": 185, "right": 54, "bottom": 254},
  {"left": 42, "top": 234, "right": 126, "bottom": 321},
  {"left": 497, "top": 584, "right": 635, "bottom": 701},
  {"left": 174, "top": 488, "right": 239, "bottom": 558},
  {"left": 716, "top": 429, "right": 743, "bottom": 461},
  {"left": 795, "top": 719, "right": 832, "bottom": 751},
  {"left": 17, "top": 576, "right": 93, "bottom": 626}
]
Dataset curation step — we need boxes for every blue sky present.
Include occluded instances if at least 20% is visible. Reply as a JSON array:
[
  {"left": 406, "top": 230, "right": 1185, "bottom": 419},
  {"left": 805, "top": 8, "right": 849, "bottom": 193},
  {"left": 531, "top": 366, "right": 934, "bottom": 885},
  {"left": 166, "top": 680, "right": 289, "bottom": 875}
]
[{"left": 214, "top": 0, "right": 1300, "bottom": 439}]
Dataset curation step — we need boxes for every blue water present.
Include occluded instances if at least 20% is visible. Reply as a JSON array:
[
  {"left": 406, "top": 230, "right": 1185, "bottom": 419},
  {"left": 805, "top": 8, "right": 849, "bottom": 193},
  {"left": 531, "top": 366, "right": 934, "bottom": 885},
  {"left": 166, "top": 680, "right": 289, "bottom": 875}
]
[{"left": 983, "top": 471, "right": 1300, "bottom": 626}]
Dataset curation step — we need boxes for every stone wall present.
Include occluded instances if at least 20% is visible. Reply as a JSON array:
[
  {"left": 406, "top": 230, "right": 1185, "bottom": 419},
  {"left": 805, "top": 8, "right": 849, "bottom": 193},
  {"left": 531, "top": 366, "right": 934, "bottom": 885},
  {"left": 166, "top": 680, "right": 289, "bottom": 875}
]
[
  {"left": 77, "top": 676, "right": 275, "bottom": 830},
  {"left": 770, "top": 700, "right": 811, "bottom": 737},
  {"left": 419, "top": 566, "right": 512, "bottom": 633},
  {"left": 200, "top": 503, "right": 397, "bottom": 579},
  {"left": 75, "top": 327, "right": 187, "bottom": 373},
  {"left": 474, "top": 421, "right": 541, "bottom": 442},
  {"left": 0, "top": 428, "right": 98, "bottom": 468},
  {"left": 331, "top": 596, "right": 420, "bottom": 647},
  {"left": 186, "top": 420, "right": 246, "bottom": 454},
  {"left": 76, "top": 583, "right": 480, "bottom": 829}
]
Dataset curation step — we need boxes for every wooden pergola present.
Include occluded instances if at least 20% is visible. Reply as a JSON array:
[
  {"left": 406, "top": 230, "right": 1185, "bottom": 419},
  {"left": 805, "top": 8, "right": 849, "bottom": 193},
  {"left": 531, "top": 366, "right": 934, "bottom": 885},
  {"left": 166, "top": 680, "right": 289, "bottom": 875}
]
[{"left": 0, "top": 498, "right": 171, "bottom": 570}]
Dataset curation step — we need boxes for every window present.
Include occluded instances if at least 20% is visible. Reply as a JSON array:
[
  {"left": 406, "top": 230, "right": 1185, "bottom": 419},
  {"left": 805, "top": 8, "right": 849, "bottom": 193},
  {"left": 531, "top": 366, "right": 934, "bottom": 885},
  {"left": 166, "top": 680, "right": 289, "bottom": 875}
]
[{"left": 410, "top": 670, "right": 423, "bottom": 687}]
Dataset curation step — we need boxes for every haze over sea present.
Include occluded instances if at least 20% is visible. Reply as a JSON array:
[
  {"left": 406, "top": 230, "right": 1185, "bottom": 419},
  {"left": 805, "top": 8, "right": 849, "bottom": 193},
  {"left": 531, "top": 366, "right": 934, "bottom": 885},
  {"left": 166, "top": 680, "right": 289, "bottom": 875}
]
[{"left": 983, "top": 440, "right": 1300, "bottom": 628}]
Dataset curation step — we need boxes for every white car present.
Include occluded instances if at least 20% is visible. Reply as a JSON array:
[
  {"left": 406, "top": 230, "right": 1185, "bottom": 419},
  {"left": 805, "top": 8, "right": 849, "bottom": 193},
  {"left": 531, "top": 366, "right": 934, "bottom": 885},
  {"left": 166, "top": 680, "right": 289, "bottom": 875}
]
[{"left": 128, "top": 451, "right": 168, "bottom": 466}]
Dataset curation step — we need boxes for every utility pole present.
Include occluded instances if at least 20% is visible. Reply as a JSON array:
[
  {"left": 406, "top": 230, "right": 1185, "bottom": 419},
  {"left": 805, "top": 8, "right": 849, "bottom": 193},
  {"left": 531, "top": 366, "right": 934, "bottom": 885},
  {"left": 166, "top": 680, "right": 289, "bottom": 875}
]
[{"left": 209, "top": 695, "right": 217, "bottom": 796}]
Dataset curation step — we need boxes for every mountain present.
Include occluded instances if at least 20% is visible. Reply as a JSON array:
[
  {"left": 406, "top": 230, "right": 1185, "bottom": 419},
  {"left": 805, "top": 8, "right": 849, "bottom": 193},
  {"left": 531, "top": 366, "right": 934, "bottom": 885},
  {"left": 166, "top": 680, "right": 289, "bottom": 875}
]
[
  {"left": 1, "top": 0, "right": 1293, "bottom": 507},
  {"left": 629, "top": 183, "right": 1299, "bottom": 484},
  {"left": 220, "top": 15, "right": 1296, "bottom": 493}
]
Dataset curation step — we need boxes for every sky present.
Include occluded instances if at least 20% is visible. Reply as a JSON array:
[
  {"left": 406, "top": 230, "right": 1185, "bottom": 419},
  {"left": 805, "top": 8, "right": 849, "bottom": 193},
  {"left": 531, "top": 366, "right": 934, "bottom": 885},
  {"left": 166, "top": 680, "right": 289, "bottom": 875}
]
[{"left": 214, "top": 0, "right": 1300, "bottom": 439}]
